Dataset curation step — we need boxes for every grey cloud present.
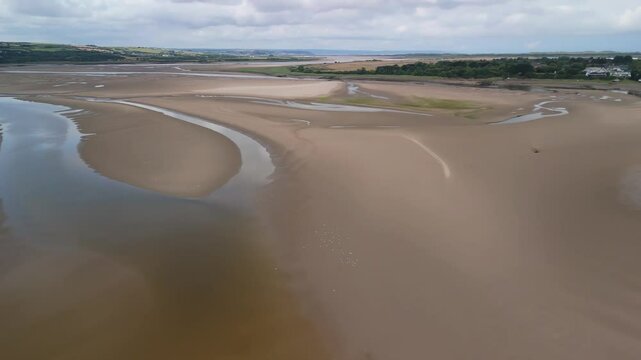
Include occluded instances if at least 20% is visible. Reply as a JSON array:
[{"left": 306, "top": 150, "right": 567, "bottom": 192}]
[
  {"left": 170, "top": 0, "right": 240, "bottom": 4},
  {"left": 0, "top": 0, "right": 639, "bottom": 52},
  {"left": 4, "top": 0, "right": 87, "bottom": 17}
]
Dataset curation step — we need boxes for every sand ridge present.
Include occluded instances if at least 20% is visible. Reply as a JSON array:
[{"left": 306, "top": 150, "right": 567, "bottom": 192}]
[
  {"left": 194, "top": 80, "right": 343, "bottom": 99},
  {"left": 35, "top": 96, "right": 242, "bottom": 198}
]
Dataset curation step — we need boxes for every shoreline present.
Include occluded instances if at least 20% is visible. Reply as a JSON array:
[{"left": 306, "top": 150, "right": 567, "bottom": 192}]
[
  {"left": 37, "top": 96, "right": 244, "bottom": 198},
  {"left": 0, "top": 96, "right": 331, "bottom": 360}
]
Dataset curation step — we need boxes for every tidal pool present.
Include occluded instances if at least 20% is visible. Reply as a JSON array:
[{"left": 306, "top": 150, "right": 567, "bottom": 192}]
[{"left": 493, "top": 100, "right": 569, "bottom": 125}]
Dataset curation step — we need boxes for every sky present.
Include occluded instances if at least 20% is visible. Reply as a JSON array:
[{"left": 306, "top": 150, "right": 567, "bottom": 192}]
[{"left": 0, "top": 0, "right": 640, "bottom": 53}]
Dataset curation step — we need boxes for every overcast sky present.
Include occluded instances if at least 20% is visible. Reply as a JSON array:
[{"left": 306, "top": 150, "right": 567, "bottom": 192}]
[{"left": 0, "top": 0, "right": 640, "bottom": 53}]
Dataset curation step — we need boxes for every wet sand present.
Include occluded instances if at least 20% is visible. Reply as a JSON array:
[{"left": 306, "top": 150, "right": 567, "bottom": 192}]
[
  {"left": 193, "top": 80, "right": 342, "bottom": 98},
  {"left": 0, "top": 69, "right": 342, "bottom": 99},
  {"left": 0, "top": 97, "right": 326, "bottom": 360},
  {"left": 1, "top": 66, "right": 641, "bottom": 359},
  {"left": 50, "top": 97, "right": 242, "bottom": 197}
]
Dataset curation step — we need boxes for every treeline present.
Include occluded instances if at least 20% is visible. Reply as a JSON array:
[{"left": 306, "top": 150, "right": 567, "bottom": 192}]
[
  {"left": 0, "top": 43, "right": 125, "bottom": 63},
  {"left": 630, "top": 60, "right": 641, "bottom": 80},
  {"left": 0, "top": 42, "right": 307, "bottom": 64},
  {"left": 295, "top": 56, "right": 641, "bottom": 80}
]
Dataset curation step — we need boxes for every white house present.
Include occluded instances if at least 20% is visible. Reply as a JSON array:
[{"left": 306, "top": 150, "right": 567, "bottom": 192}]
[
  {"left": 584, "top": 67, "right": 608, "bottom": 78},
  {"left": 584, "top": 66, "right": 632, "bottom": 79},
  {"left": 609, "top": 67, "right": 632, "bottom": 78}
]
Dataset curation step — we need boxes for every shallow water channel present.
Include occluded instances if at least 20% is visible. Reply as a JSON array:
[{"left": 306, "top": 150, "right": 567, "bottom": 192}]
[{"left": 0, "top": 97, "right": 324, "bottom": 359}]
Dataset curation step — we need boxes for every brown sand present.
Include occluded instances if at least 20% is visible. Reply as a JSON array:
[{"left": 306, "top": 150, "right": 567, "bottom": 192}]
[
  {"left": 352, "top": 80, "right": 543, "bottom": 120},
  {"left": 261, "top": 102, "right": 641, "bottom": 359},
  {"left": 131, "top": 85, "right": 641, "bottom": 359},
  {"left": 2, "top": 66, "right": 641, "bottom": 359},
  {"left": 193, "top": 80, "right": 342, "bottom": 98},
  {"left": 43, "top": 97, "right": 242, "bottom": 197},
  {"left": 0, "top": 71, "right": 342, "bottom": 99}
]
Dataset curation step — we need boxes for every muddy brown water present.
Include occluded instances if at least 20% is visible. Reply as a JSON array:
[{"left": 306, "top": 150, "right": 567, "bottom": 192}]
[{"left": 0, "top": 97, "right": 326, "bottom": 360}]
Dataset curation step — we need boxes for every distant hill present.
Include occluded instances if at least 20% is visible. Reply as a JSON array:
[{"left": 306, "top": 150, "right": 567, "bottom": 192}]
[
  {"left": 401, "top": 51, "right": 641, "bottom": 58},
  {"left": 2, "top": 42, "right": 640, "bottom": 64},
  {"left": 0, "top": 42, "right": 311, "bottom": 64},
  {"left": 0, "top": 42, "right": 125, "bottom": 63},
  {"left": 193, "top": 49, "right": 641, "bottom": 57},
  {"left": 184, "top": 48, "right": 316, "bottom": 57}
]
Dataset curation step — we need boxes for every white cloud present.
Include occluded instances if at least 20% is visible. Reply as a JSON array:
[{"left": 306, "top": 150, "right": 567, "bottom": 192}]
[
  {"left": 526, "top": 40, "right": 541, "bottom": 50},
  {"left": 618, "top": 6, "right": 641, "bottom": 30}
]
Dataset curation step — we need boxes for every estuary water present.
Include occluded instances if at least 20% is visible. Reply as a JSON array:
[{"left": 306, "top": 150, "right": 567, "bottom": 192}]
[{"left": 0, "top": 97, "right": 324, "bottom": 359}]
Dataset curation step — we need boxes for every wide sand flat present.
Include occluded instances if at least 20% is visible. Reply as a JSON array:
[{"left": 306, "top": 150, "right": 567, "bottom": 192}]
[
  {"left": 39, "top": 96, "right": 241, "bottom": 197},
  {"left": 0, "top": 69, "right": 342, "bottom": 99},
  {"left": 194, "top": 80, "right": 342, "bottom": 99},
  {"left": 1, "top": 66, "right": 641, "bottom": 359},
  {"left": 134, "top": 91, "right": 641, "bottom": 359}
]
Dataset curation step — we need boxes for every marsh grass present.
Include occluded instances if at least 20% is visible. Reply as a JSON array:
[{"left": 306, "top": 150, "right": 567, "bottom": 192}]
[
  {"left": 235, "top": 66, "right": 298, "bottom": 76},
  {"left": 401, "top": 97, "right": 479, "bottom": 110},
  {"left": 326, "top": 96, "right": 481, "bottom": 114}
]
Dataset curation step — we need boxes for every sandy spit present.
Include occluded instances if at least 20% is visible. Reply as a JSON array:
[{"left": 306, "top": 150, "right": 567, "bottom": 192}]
[
  {"left": 194, "top": 80, "right": 343, "bottom": 99},
  {"left": 39, "top": 96, "right": 242, "bottom": 197}
]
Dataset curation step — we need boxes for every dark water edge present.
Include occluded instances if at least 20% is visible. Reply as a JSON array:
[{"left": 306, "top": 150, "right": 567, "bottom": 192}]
[{"left": 0, "top": 97, "right": 327, "bottom": 360}]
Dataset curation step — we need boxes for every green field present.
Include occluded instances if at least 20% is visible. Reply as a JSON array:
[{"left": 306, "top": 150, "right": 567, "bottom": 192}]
[
  {"left": 400, "top": 97, "right": 479, "bottom": 110},
  {"left": 318, "top": 96, "right": 481, "bottom": 115},
  {"left": 233, "top": 65, "right": 641, "bottom": 94},
  {"left": 235, "top": 66, "right": 299, "bottom": 76},
  {"left": 234, "top": 65, "right": 453, "bottom": 82}
]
